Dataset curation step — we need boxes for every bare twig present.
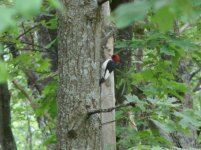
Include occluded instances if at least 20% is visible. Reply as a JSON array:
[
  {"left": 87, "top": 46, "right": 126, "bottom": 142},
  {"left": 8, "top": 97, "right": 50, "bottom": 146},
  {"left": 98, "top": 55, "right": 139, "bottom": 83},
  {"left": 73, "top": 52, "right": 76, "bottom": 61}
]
[
  {"left": 37, "top": 71, "right": 58, "bottom": 82},
  {"left": 18, "top": 48, "right": 55, "bottom": 53},
  {"left": 12, "top": 80, "right": 38, "bottom": 110},
  {"left": 21, "top": 41, "right": 47, "bottom": 50},
  {"left": 16, "top": 25, "right": 39, "bottom": 40},
  {"left": 102, "top": 118, "right": 123, "bottom": 125},
  {"left": 20, "top": 41, "right": 57, "bottom": 55},
  {"left": 190, "top": 67, "right": 201, "bottom": 80},
  {"left": 193, "top": 78, "right": 201, "bottom": 92},
  {"left": 194, "top": 87, "right": 201, "bottom": 92},
  {"left": 88, "top": 102, "right": 135, "bottom": 116},
  {"left": 179, "top": 23, "right": 191, "bottom": 33}
]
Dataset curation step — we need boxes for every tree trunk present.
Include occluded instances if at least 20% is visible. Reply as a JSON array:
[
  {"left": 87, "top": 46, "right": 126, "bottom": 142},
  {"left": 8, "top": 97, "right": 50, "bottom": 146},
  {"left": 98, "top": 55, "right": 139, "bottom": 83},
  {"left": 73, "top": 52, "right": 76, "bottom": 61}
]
[
  {"left": 100, "top": 2, "right": 116, "bottom": 150},
  {"left": 57, "top": 0, "right": 114, "bottom": 149},
  {"left": 0, "top": 83, "right": 17, "bottom": 150}
]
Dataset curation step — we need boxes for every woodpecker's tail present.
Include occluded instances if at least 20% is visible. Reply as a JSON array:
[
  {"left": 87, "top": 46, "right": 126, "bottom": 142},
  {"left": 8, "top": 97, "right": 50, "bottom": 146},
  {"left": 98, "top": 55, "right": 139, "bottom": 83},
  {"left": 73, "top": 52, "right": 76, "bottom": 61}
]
[{"left": 99, "top": 78, "right": 105, "bottom": 86}]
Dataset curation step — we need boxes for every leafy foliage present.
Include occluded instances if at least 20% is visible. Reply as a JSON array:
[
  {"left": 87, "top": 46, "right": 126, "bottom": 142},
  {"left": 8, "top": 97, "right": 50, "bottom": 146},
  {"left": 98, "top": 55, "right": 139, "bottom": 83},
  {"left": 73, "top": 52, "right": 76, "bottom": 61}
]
[
  {"left": 0, "top": 0, "right": 61, "bottom": 149},
  {"left": 0, "top": 0, "right": 201, "bottom": 149},
  {"left": 113, "top": 0, "right": 201, "bottom": 149}
]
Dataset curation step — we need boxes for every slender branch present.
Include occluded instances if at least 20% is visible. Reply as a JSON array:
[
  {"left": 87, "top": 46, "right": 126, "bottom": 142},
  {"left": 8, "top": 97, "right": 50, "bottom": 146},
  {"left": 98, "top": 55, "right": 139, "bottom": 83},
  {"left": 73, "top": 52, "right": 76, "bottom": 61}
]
[
  {"left": 193, "top": 78, "right": 201, "bottom": 92},
  {"left": 1, "top": 25, "right": 38, "bottom": 49},
  {"left": 179, "top": 23, "right": 191, "bottom": 33},
  {"left": 88, "top": 102, "right": 135, "bottom": 116},
  {"left": 18, "top": 48, "right": 55, "bottom": 53},
  {"left": 194, "top": 87, "right": 201, "bottom": 92},
  {"left": 16, "top": 25, "right": 39, "bottom": 40},
  {"left": 12, "top": 80, "right": 55, "bottom": 129},
  {"left": 38, "top": 71, "right": 58, "bottom": 82},
  {"left": 102, "top": 118, "right": 122, "bottom": 125},
  {"left": 12, "top": 80, "right": 38, "bottom": 110},
  {"left": 21, "top": 41, "right": 48, "bottom": 50},
  {"left": 190, "top": 67, "right": 201, "bottom": 80},
  {"left": 20, "top": 41, "right": 57, "bottom": 55}
]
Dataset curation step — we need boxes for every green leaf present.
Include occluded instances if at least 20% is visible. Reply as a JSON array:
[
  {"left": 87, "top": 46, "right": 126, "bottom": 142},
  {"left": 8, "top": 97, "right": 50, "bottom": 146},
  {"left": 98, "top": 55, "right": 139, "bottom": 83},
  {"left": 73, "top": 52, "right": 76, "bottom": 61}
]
[
  {"left": 14, "top": 0, "right": 42, "bottom": 17},
  {"left": 43, "top": 135, "right": 56, "bottom": 145},
  {"left": 45, "top": 38, "right": 57, "bottom": 49},
  {"left": 0, "top": 7, "right": 16, "bottom": 32},
  {"left": 36, "top": 59, "right": 50, "bottom": 72},
  {"left": 152, "top": 119, "right": 174, "bottom": 133},
  {"left": 160, "top": 46, "right": 175, "bottom": 56},
  {"left": 42, "top": 18, "right": 57, "bottom": 30},
  {"left": 48, "top": 0, "right": 62, "bottom": 9},
  {"left": 152, "top": 5, "right": 175, "bottom": 32},
  {"left": 132, "top": 69, "right": 154, "bottom": 82},
  {"left": 174, "top": 110, "right": 201, "bottom": 129},
  {"left": 126, "top": 94, "right": 139, "bottom": 102},
  {"left": 0, "top": 61, "right": 8, "bottom": 83},
  {"left": 113, "top": 0, "right": 151, "bottom": 28},
  {"left": 141, "top": 69, "right": 154, "bottom": 80}
]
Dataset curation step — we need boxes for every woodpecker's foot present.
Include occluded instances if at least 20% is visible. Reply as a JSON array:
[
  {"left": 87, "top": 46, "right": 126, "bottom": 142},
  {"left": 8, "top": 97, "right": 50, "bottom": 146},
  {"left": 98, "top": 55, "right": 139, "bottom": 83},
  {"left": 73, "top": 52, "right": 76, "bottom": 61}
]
[{"left": 99, "top": 78, "right": 105, "bottom": 86}]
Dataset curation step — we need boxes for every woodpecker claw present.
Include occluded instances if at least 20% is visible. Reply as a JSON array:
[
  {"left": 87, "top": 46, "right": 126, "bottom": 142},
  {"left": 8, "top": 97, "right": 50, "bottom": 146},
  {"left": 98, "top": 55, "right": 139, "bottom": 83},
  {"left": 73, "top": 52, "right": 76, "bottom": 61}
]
[{"left": 99, "top": 78, "right": 105, "bottom": 86}]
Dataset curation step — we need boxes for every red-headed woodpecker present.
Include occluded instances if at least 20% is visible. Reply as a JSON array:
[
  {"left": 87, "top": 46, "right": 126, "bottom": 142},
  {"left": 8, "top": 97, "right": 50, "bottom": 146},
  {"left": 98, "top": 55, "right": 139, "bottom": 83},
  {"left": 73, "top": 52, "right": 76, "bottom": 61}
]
[{"left": 99, "top": 54, "right": 120, "bottom": 85}]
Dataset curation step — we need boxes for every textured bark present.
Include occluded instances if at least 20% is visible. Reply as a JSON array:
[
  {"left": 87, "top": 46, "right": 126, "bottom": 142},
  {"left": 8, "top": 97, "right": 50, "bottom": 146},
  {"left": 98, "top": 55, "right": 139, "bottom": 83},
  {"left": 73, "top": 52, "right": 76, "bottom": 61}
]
[
  {"left": 57, "top": 0, "right": 103, "bottom": 149},
  {"left": 100, "top": 2, "right": 116, "bottom": 150},
  {"left": 0, "top": 83, "right": 17, "bottom": 150}
]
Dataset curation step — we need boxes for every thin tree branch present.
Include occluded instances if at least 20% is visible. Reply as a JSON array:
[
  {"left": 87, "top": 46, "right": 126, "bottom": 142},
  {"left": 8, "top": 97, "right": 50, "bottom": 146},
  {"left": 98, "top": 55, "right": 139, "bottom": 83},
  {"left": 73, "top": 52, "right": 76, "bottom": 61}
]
[
  {"left": 21, "top": 41, "right": 48, "bottom": 50},
  {"left": 16, "top": 25, "right": 39, "bottom": 40},
  {"left": 12, "top": 80, "right": 38, "bottom": 110},
  {"left": 18, "top": 48, "right": 55, "bottom": 53},
  {"left": 88, "top": 102, "right": 136, "bottom": 116},
  {"left": 179, "top": 23, "right": 191, "bottom": 33},
  {"left": 37, "top": 71, "right": 58, "bottom": 82},
  {"left": 1, "top": 25, "right": 39, "bottom": 50},
  {"left": 20, "top": 41, "right": 57, "bottom": 55},
  {"left": 193, "top": 78, "right": 201, "bottom": 92},
  {"left": 190, "top": 67, "right": 201, "bottom": 80},
  {"left": 194, "top": 87, "right": 201, "bottom": 92},
  {"left": 102, "top": 118, "right": 122, "bottom": 125}
]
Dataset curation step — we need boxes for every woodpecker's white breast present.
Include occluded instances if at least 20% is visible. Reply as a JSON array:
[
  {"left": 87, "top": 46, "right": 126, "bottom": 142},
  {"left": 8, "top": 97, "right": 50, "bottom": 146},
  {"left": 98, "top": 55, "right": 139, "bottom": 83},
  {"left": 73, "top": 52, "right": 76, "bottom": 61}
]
[{"left": 101, "top": 59, "right": 112, "bottom": 80}]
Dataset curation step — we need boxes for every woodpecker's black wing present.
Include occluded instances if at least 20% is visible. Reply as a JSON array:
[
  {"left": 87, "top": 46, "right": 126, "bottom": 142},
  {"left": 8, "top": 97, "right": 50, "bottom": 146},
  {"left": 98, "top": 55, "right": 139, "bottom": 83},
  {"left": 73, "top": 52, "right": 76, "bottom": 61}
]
[
  {"left": 99, "top": 60, "right": 116, "bottom": 86},
  {"left": 103, "top": 60, "right": 116, "bottom": 79}
]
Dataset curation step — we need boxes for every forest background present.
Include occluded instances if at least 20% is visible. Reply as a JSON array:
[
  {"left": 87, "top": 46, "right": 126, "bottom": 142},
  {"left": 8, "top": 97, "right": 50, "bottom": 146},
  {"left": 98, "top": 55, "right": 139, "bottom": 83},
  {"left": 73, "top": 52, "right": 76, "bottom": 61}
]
[{"left": 0, "top": 0, "right": 201, "bottom": 150}]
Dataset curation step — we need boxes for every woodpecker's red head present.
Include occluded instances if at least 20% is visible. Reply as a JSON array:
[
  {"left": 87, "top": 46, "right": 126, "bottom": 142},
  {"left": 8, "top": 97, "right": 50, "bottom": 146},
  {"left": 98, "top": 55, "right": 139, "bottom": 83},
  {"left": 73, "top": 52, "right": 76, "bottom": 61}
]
[{"left": 112, "top": 54, "right": 120, "bottom": 62}]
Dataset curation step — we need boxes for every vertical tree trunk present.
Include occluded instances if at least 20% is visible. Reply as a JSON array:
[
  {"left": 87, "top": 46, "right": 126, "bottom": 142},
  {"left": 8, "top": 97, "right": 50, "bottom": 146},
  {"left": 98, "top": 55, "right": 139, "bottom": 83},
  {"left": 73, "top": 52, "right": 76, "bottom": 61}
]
[
  {"left": 57, "top": 0, "right": 104, "bottom": 149},
  {"left": 0, "top": 83, "right": 17, "bottom": 150},
  {"left": 100, "top": 2, "right": 116, "bottom": 150}
]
